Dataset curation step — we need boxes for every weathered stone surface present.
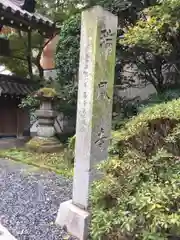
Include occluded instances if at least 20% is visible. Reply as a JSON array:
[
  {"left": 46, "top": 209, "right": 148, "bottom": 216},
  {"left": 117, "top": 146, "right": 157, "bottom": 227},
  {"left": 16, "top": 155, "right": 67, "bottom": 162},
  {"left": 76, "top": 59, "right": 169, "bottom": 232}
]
[
  {"left": 36, "top": 109, "right": 57, "bottom": 119},
  {"left": 30, "top": 121, "right": 39, "bottom": 137},
  {"left": 28, "top": 97, "right": 61, "bottom": 152},
  {"left": 30, "top": 114, "right": 75, "bottom": 137},
  {"left": 41, "top": 101, "right": 52, "bottom": 110},
  {"left": 56, "top": 5, "right": 117, "bottom": 240},
  {"left": 35, "top": 99, "right": 57, "bottom": 139},
  {"left": 73, "top": 5, "right": 118, "bottom": 209},
  {"left": 56, "top": 200, "right": 90, "bottom": 240},
  {"left": 37, "top": 126, "right": 56, "bottom": 138},
  {"left": 38, "top": 118, "right": 54, "bottom": 126}
]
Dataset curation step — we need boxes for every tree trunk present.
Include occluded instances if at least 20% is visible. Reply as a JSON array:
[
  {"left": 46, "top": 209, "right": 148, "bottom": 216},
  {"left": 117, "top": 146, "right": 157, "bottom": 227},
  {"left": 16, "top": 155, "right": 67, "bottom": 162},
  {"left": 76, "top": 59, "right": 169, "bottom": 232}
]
[
  {"left": 27, "top": 30, "right": 33, "bottom": 79},
  {"left": 36, "top": 50, "right": 44, "bottom": 79}
]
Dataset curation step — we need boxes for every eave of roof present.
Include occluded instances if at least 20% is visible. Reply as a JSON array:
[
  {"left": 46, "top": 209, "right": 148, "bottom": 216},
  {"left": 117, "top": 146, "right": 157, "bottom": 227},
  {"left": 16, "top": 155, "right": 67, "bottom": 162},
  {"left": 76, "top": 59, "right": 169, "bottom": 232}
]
[
  {"left": 0, "top": 0, "right": 58, "bottom": 37},
  {"left": 0, "top": 74, "right": 38, "bottom": 96}
]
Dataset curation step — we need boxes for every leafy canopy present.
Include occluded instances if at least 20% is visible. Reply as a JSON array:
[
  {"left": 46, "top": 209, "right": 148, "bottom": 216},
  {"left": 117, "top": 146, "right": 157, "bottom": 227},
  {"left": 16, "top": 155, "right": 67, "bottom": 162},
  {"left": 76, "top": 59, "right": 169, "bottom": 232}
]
[{"left": 121, "top": 0, "right": 180, "bottom": 55}]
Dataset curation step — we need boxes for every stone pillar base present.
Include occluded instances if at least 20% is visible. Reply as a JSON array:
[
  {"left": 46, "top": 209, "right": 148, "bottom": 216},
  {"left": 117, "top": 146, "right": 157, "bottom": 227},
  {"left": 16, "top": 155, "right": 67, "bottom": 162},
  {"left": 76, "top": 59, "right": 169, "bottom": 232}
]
[{"left": 56, "top": 200, "right": 90, "bottom": 240}]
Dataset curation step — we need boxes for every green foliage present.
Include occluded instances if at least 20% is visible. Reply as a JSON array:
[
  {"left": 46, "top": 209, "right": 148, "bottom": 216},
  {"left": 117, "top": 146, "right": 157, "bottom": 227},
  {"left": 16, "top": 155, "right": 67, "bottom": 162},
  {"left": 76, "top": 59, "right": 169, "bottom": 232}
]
[
  {"left": 114, "top": 99, "right": 180, "bottom": 150},
  {"left": 0, "top": 30, "right": 45, "bottom": 77},
  {"left": 91, "top": 98, "right": 180, "bottom": 239},
  {"left": 56, "top": 14, "right": 81, "bottom": 86},
  {"left": 54, "top": 81, "right": 78, "bottom": 117},
  {"left": 0, "top": 32, "right": 28, "bottom": 76},
  {"left": 0, "top": 148, "right": 73, "bottom": 178},
  {"left": 118, "top": 0, "right": 180, "bottom": 92},
  {"left": 55, "top": 0, "right": 156, "bottom": 86},
  {"left": 19, "top": 95, "right": 40, "bottom": 123},
  {"left": 121, "top": 17, "right": 171, "bottom": 55},
  {"left": 36, "top": 0, "right": 83, "bottom": 22},
  {"left": 63, "top": 135, "right": 76, "bottom": 164},
  {"left": 112, "top": 115, "right": 129, "bottom": 130},
  {"left": 55, "top": 13, "right": 80, "bottom": 115},
  {"left": 139, "top": 89, "right": 180, "bottom": 111},
  {"left": 112, "top": 89, "right": 180, "bottom": 131},
  {"left": 112, "top": 96, "right": 141, "bottom": 130},
  {"left": 87, "top": 0, "right": 157, "bottom": 23},
  {"left": 121, "top": 0, "right": 180, "bottom": 56},
  {"left": 54, "top": 0, "right": 160, "bottom": 114},
  {"left": 19, "top": 95, "right": 40, "bottom": 109}
]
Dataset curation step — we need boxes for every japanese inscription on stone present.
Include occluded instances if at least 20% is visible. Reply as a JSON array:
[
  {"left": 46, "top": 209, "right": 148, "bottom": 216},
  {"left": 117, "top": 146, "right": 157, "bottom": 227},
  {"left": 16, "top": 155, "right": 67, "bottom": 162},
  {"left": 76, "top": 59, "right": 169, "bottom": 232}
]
[
  {"left": 95, "top": 127, "right": 108, "bottom": 151},
  {"left": 79, "top": 36, "right": 92, "bottom": 132},
  {"left": 100, "top": 21, "right": 115, "bottom": 60},
  {"left": 56, "top": 7, "right": 118, "bottom": 237},
  {"left": 95, "top": 20, "right": 116, "bottom": 150}
]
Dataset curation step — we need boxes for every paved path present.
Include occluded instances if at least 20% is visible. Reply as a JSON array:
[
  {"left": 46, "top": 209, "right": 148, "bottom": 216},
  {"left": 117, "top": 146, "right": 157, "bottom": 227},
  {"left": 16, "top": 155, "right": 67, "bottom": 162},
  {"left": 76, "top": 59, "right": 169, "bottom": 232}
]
[{"left": 0, "top": 158, "right": 75, "bottom": 240}]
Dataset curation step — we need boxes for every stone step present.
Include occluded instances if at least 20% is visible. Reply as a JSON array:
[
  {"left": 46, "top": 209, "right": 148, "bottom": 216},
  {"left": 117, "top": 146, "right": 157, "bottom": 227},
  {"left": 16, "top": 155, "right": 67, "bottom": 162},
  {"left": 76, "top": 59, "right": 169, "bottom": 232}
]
[
  {"left": 38, "top": 144, "right": 63, "bottom": 153},
  {"left": 26, "top": 136, "right": 63, "bottom": 153},
  {"left": 41, "top": 138, "right": 60, "bottom": 146}
]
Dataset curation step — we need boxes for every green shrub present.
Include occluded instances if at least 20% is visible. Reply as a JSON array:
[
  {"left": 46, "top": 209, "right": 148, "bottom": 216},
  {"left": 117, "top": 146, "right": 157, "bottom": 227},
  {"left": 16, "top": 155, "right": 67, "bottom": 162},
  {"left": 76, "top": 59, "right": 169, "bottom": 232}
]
[
  {"left": 91, "top": 98, "right": 180, "bottom": 240},
  {"left": 112, "top": 89, "right": 180, "bottom": 131},
  {"left": 63, "top": 135, "right": 76, "bottom": 164},
  {"left": 19, "top": 95, "right": 40, "bottom": 123},
  {"left": 138, "top": 89, "right": 180, "bottom": 113},
  {"left": 55, "top": 14, "right": 81, "bottom": 118}
]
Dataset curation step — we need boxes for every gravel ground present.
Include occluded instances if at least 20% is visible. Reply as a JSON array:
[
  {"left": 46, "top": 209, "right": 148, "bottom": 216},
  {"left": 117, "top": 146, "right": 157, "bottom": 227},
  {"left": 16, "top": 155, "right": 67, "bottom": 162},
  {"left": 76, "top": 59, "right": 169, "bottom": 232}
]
[{"left": 0, "top": 158, "right": 76, "bottom": 240}]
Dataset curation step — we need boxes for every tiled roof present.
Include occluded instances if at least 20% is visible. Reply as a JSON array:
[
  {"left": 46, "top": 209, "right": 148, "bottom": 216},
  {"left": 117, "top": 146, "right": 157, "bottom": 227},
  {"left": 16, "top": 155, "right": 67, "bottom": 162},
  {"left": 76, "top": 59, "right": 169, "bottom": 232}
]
[
  {"left": 0, "top": 0, "right": 57, "bottom": 36},
  {"left": 0, "top": 74, "right": 37, "bottom": 96}
]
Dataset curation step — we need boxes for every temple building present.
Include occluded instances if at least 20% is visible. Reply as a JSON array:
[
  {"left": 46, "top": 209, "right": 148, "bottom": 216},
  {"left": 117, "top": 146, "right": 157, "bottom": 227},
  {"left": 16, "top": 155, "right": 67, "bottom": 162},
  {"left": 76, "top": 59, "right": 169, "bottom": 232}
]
[
  {"left": 0, "top": 74, "right": 36, "bottom": 137},
  {"left": 0, "top": 0, "right": 58, "bottom": 140}
]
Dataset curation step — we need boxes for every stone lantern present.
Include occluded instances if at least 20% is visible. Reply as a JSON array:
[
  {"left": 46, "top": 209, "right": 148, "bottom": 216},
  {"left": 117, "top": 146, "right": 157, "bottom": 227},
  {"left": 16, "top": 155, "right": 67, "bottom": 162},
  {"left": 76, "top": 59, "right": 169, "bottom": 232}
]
[
  {"left": 36, "top": 95, "right": 56, "bottom": 138},
  {"left": 26, "top": 88, "right": 62, "bottom": 152}
]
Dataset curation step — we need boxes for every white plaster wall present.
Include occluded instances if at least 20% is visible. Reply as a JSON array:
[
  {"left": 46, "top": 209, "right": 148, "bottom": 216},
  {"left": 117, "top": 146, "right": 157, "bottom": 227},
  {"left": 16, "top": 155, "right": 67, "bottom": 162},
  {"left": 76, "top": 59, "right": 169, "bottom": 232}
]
[
  {"left": 115, "top": 64, "right": 157, "bottom": 100},
  {"left": 116, "top": 83, "right": 156, "bottom": 100}
]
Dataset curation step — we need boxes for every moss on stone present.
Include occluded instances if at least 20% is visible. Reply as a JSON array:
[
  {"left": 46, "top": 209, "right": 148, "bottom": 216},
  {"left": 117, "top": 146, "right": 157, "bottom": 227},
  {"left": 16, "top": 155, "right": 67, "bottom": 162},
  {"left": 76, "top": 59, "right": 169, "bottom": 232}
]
[
  {"left": 35, "top": 87, "right": 57, "bottom": 99},
  {"left": 26, "top": 137, "right": 50, "bottom": 148},
  {"left": 26, "top": 136, "right": 63, "bottom": 153}
]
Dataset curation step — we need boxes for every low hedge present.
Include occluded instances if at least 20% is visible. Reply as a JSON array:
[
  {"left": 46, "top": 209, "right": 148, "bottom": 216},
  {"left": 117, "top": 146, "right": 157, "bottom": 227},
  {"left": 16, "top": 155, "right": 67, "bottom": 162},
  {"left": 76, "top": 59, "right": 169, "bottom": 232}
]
[{"left": 91, "top": 99, "right": 180, "bottom": 240}]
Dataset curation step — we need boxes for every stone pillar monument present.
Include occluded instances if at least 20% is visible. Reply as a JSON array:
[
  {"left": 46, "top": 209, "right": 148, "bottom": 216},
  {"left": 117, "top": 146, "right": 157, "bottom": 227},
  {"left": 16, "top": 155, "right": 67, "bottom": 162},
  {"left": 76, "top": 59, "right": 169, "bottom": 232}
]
[{"left": 56, "top": 6, "right": 117, "bottom": 239}]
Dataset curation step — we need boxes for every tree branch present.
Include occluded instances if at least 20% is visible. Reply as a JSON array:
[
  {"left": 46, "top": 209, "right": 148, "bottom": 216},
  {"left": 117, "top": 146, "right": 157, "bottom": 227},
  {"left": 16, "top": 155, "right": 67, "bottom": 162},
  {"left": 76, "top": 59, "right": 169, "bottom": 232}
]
[
  {"left": 2, "top": 55, "right": 26, "bottom": 61},
  {"left": 27, "top": 30, "right": 33, "bottom": 79}
]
